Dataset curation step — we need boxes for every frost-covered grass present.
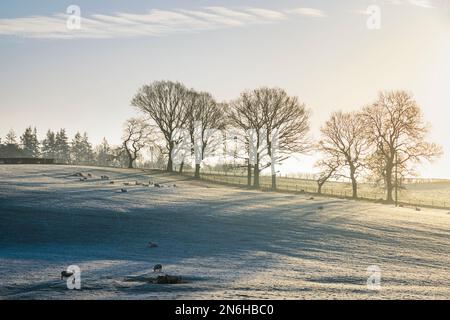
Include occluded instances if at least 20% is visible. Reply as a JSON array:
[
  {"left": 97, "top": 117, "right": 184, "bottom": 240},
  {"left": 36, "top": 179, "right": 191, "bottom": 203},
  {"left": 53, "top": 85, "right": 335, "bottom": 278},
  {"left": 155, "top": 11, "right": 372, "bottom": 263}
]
[{"left": 0, "top": 165, "right": 449, "bottom": 299}]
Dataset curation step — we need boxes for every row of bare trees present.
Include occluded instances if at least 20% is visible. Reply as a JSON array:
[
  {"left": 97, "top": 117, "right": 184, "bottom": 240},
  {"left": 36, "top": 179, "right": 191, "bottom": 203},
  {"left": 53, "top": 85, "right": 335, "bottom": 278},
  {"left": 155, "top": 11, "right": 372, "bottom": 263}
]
[
  {"left": 123, "top": 81, "right": 442, "bottom": 203},
  {"left": 317, "top": 91, "right": 442, "bottom": 202},
  {"left": 128, "top": 81, "right": 311, "bottom": 189}
]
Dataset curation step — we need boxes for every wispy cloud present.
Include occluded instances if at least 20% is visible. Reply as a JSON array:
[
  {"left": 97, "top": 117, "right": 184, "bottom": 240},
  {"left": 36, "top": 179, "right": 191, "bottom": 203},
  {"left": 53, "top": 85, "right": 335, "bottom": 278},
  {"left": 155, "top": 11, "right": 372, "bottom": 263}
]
[
  {"left": 385, "top": 0, "right": 435, "bottom": 8},
  {"left": 408, "top": 0, "right": 435, "bottom": 8},
  {"left": 353, "top": 0, "right": 435, "bottom": 16},
  {"left": 288, "top": 8, "right": 327, "bottom": 18},
  {"left": 0, "top": 6, "right": 325, "bottom": 40}
]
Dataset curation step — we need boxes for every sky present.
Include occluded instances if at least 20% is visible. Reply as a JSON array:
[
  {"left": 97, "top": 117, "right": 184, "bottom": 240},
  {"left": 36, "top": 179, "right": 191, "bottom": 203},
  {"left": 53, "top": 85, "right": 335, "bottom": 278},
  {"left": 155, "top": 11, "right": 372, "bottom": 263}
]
[{"left": 0, "top": 0, "right": 449, "bottom": 177}]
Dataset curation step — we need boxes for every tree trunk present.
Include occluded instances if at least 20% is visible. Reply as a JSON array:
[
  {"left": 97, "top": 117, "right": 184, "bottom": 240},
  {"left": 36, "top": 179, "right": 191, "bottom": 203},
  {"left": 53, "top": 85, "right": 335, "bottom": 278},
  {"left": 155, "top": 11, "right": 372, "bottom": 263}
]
[
  {"left": 317, "top": 181, "right": 323, "bottom": 194},
  {"left": 253, "top": 163, "right": 260, "bottom": 188},
  {"left": 271, "top": 174, "right": 276, "bottom": 190},
  {"left": 179, "top": 161, "right": 184, "bottom": 174},
  {"left": 247, "top": 161, "right": 252, "bottom": 187},
  {"left": 195, "top": 163, "right": 201, "bottom": 178},
  {"left": 167, "top": 144, "right": 173, "bottom": 172},
  {"left": 125, "top": 148, "right": 133, "bottom": 169},
  {"left": 385, "top": 164, "right": 394, "bottom": 203},
  {"left": 350, "top": 168, "right": 358, "bottom": 198},
  {"left": 167, "top": 158, "right": 173, "bottom": 172}
]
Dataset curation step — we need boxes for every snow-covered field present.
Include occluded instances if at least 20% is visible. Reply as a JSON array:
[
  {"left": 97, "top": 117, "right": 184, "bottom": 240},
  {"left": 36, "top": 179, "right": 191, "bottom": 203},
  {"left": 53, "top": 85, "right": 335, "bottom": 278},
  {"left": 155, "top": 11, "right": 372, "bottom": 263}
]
[{"left": 0, "top": 165, "right": 449, "bottom": 300}]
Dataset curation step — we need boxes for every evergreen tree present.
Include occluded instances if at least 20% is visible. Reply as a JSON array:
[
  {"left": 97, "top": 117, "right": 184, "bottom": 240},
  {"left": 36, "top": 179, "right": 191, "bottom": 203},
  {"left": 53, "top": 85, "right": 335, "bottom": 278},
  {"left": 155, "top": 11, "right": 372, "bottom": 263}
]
[
  {"left": 20, "top": 126, "right": 40, "bottom": 157},
  {"left": 71, "top": 132, "right": 84, "bottom": 164},
  {"left": 41, "top": 130, "right": 56, "bottom": 159},
  {"left": 55, "top": 129, "right": 70, "bottom": 163},
  {"left": 71, "top": 132, "right": 94, "bottom": 165},
  {"left": 5, "top": 129, "right": 18, "bottom": 145},
  {"left": 95, "top": 138, "right": 111, "bottom": 166},
  {"left": 81, "top": 132, "right": 94, "bottom": 165}
]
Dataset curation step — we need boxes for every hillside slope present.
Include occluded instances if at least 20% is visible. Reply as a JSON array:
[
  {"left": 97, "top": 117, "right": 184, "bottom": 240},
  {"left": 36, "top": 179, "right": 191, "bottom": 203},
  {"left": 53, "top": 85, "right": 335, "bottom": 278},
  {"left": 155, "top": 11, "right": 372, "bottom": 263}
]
[{"left": 0, "top": 165, "right": 449, "bottom": 299}]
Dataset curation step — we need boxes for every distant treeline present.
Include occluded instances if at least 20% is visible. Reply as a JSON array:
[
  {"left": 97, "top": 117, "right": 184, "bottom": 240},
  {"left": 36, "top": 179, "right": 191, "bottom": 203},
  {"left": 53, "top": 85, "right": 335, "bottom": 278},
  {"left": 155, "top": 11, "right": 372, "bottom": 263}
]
[{"left": 0, "top": 127, "right": 163, "bottom": 169}]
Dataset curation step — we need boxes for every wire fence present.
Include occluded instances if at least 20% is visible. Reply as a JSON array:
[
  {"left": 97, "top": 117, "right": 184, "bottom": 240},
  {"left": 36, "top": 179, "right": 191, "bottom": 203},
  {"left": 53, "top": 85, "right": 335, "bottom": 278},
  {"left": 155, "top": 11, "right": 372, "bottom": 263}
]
[{"left": 182, "top": 169, "right": 450, "bottom": 210}]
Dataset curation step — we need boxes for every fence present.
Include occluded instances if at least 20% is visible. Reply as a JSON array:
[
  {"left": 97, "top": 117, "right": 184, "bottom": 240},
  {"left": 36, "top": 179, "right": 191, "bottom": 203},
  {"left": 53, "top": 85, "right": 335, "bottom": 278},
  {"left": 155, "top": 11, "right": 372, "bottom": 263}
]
[
  {"left": 181, "top": 169, "right": 450, "bottom": 210},
  {"left": 0, "top": 158, "right": 55, "bottom": 164}
]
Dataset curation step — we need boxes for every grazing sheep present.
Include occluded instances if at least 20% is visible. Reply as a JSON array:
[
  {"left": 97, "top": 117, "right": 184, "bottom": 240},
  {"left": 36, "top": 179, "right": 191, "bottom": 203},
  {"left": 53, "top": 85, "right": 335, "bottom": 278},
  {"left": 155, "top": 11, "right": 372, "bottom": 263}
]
[
  {"left": 415, "top": 207, "right": 421, "bottom": 212},
  {"left": 109, "top": 181, "right": 115, "bottom": 184},
  {"left": 317, "top": 206, "right": 324, "bottom": 210},
  {"left": 148, "top": 242, "right": 158, "bottom": 248},
  {"left": 173, "top": 184, "right": 177, "bottom": 188},
  {"left": 154, "top": 183, "right": 161, "bottom": 188},
  {"left": 142, "top": 183, "right": 149, "bottom": 187},
  {"left": 101, "top": 175, "right": 110, "bottom": 180},
  {"left": 308, "top": 197, "right": 315, "bottom": 200},
  {"left": 153, "top": 264, "right": 163, "bottom": 273},
  {"left": 121, "top": 188, "right": 128, "bottom": 193},
  {"left": 61, "top": 270, "right": 74, "bottom": 280},
  {"left": 87, "top": 173, "right": 92, "bottom": 178},
  {"left": 124, "top": 182, "right": 130, "bottom": 186}
]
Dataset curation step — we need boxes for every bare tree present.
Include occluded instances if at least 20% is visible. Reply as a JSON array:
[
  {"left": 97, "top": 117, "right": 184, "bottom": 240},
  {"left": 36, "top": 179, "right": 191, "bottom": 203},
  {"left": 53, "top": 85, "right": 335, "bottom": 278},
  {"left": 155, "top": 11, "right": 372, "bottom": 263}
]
[
  {"left": 122, "top": 118, "right": 153, "bottom": 169},
  {"left": 362, "top": 90, "right": 442, "bottom": 202},
  {"left": 318, "top": 111, "right": 368, "bottom": 198},
  {"left": 187, "top": 92, "right": 227, "bottom": 178},
  {"left": 131, "top": 81, "right": 193, "bottom": 172},
  {"left": 228, "top": 91, "right": 266, "bottom": 188},
  {"left": 315, "top": 155, "right": 340, "bottom": 194},
  {"left": 259, "top": 88, "right": 311, "bottom": 190},
  {"left": 228, "top": 88, "right": 311, "bottom": 189}
]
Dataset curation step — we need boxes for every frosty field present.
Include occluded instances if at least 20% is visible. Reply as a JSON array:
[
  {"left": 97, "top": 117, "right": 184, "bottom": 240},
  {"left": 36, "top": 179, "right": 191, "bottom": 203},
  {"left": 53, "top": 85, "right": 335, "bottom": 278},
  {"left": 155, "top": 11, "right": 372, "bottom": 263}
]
[{"left": 0, "top": 165, "right": 449, "bottom": 299}]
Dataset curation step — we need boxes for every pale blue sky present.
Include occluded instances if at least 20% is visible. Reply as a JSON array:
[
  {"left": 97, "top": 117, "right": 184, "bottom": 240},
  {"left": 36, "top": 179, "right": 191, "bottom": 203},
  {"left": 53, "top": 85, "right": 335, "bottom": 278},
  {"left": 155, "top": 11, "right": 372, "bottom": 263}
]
[{"left": 1, "top": 0, "right": 449, "bottom": 177}]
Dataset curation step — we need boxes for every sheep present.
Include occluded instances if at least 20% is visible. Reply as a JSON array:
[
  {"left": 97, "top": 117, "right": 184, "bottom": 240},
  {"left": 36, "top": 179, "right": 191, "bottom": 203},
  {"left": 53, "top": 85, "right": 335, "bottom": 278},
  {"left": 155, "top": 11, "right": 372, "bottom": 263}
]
[
  {"left": 153, "top": 264, "right": 163, "bottom": 273},
  {"left": 87, "top": 173, "right": 92, "bottom": 178},
  {"left": 154, "top": 183, "right": 161, "bottom": 188},
  {"left": 101, "top": 175, "right": 110, "bottom": 180},
  {"left": 121, "top": 188, "right": 128, "bottom": 193},
  {"left": 317, "top": 206, "right": 324, "bottom": 210},
  {"left": 415, "top": 207, "right": 421, "bottom": 212},
  {"left": 61, "top": 270, "right": 74, "bottom": 280},
  {"left": 148, "top": 242, "right": 158, "bottom": 248},
  {"left": 109, "top": 181, "right": 115, "bottom": 184},
  {"left": 308, "top": 197, "right": 315, "bottom": 200},
  {"left": 124, "top": 182, "right": 130, "bottom": 186}
]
